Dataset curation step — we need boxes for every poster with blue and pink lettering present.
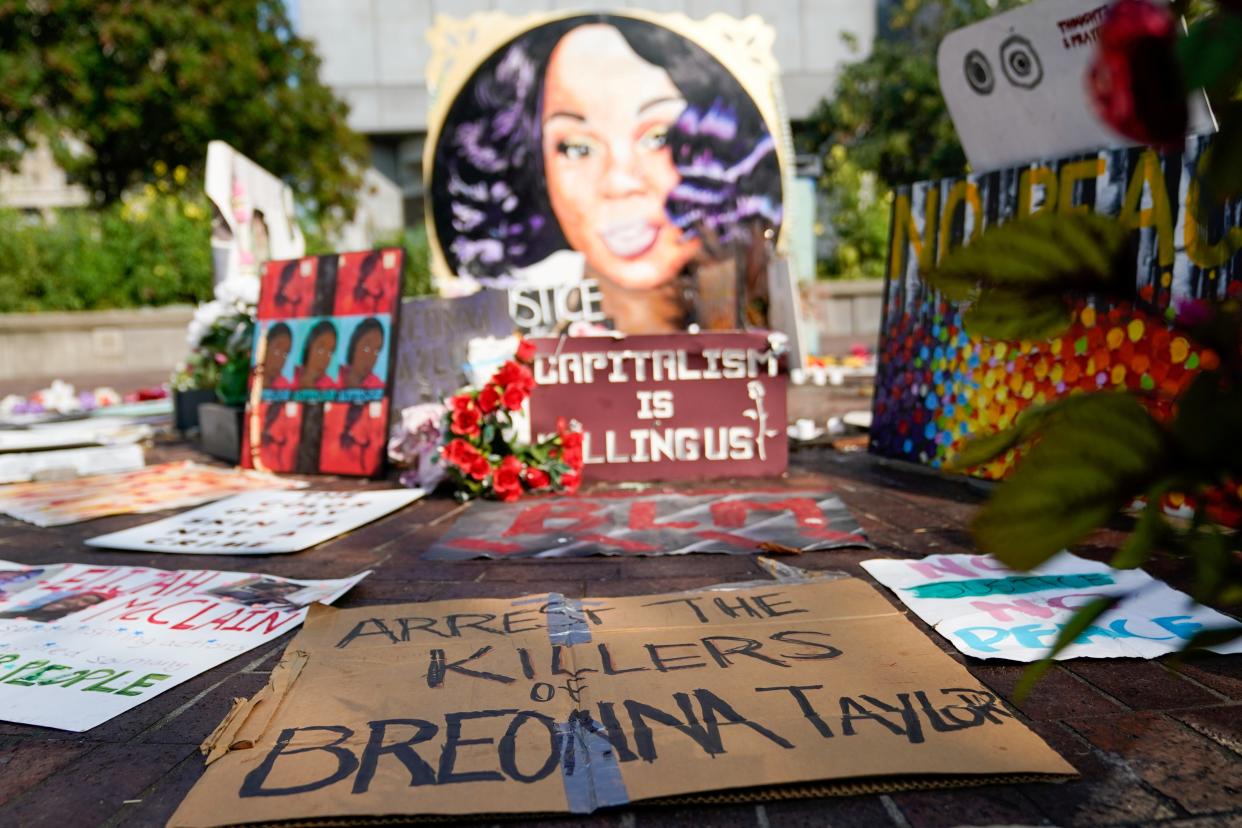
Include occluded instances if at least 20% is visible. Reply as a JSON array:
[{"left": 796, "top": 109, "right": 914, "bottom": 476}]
[
  {"left": 0, "top": 560, "right": 368, "bottom": 731},
  {"left": 861, "top": 553, "right": 1242, "bottom": 661}
]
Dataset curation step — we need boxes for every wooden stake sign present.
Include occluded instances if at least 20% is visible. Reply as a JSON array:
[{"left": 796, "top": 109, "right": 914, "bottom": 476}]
[{"left": 529, "top": 332, "right": 787, "bottom": 481}]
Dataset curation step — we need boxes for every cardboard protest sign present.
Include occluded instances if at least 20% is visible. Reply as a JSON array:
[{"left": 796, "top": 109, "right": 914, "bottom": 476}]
[
  {"left": 0, "top": 559, "right": 368, "bottom": 731},
  {"left": 241, "top": 249, "right": 404, "bottom": 478},
  {"left": 862, "top": 552, "right": 1242, "bottom": 661},
  {"left": 530, "top": 332, "right": 787, "bottom": 482},
  {"left": 85, "top": 490, "right": 424, "bottom": 555},
  {"left": 0, "top": 443, "right": 144, "bottom": 484},
  {"left": 391, "top": 289, "right": 512, "bottom": 413},
  {"left": 872, "top": 131, "right": 1241, "bottom": 477},
  {"left": 170, "top": 579, "right": 1073, "bottom": 826},
  {"left": 425, "top": 491, "right": 867, "bottom": 560},
  {"left": 938, "top": 0, "right": 1213, "bottom": 172},
  {"left": 0, "top": 462, "right": 304, "bottom": 527},
  {"left": 425, "top": 11, "right": 792, "bottom": 336}
]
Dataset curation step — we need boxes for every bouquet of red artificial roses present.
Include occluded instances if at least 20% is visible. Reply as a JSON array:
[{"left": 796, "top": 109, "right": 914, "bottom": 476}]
[{"left": 440, "top": 338, "right": 584, "bottom": 501}]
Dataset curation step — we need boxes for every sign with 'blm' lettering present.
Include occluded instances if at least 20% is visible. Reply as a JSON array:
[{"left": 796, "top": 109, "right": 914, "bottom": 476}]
[{"left": 171, "top": 579, "right": 1072, "bottom": 825}]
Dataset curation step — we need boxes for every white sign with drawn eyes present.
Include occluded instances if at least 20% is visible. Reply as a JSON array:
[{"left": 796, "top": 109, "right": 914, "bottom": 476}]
[
  {"left": 85, "top": 489, "right": 423, "bottom": 555},
  {"left": 938, "top": 0, "right": 1213, "bottom": 172}
]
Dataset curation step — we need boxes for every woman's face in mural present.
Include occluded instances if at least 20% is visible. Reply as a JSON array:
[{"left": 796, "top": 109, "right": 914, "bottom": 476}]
[
  {"left": 263, "top": 331, "right": 291, "bottom": 384},
  {"left": 350, "top": 328, "right": 383, "bottom": 379},
  {"left": 302, "top": 330, "right": 336, "bottom": 385},
  {"left": 541, "top": 24, "right": 700, "bottom": 291}
]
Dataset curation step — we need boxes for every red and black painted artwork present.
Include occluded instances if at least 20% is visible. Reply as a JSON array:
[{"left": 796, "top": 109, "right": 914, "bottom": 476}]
[
  {"left": 242, "top": 248, "right": 403, "bottom": 477},
  {"left": 424, "top": 490, "right": 868, "bottom": 559}
]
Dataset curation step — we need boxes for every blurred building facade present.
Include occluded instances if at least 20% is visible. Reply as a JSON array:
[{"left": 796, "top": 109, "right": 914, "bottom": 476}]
[{"left": 294, "top": 0, "right": 877, "bottom": 226}]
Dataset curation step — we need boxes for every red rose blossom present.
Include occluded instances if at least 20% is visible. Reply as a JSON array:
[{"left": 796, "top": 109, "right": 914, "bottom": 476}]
[
  {"left": 1087, "top": 0, "right": 1187, "bottom": 149},
  {"left": 469, "top": 455, "right": 492, "bottom": 481},
  {"left": 450, "top": 404, "right": 481, "bottom": 437},
  {"left": 524, "top": 467, "right": 551, "bottom": 489},
  {"left": 515, "top": 339, "right": 536, "bottom": 363},
  {"left": 561, "top": 470, "right": 581, "bottom": 493},
  {"left": 494, "top": 361, "right": 534, "bottom": 394},
  {"left": 502, "top": 384, "right": 526, "bottom": 411},
  {"left": 442, "top": 438, "right": 478, "bottom": 470},
  {"left": 492, "top": 455, "right": 524, "bottom": 501},
  {"left": 477, "top": 384, "right": 500, "bottom": 414}
]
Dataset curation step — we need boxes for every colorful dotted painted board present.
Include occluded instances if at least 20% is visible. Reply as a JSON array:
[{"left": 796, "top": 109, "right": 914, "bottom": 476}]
[{"left": 872, "top": 133, "right": 1242, "bottom": 482}]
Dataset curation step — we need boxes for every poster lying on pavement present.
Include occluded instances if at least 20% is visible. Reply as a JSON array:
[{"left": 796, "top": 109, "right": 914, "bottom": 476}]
[
  {"left": 862, "top": 552, "right": 1242, "bottom": 661},
  {"left": 170, "top": 579, "right": 1073, "bottom": 826},
  {"left": 0, "top": 559, "right": 369, "bottom": 731},
  {"left": 0, "top": 461, "right": 305, "bottom": 527},
  {"left": 86, "top": 489, "right": 425, "bottom": 555},
  {"left": 0, "top": 418, "right": 152, "bottom": 453},
  {"left": 425, "top": 491, "right": 869, "bottom": 559},
  {"left": 0, "top": 443, "right": 144, "bottom": 484}
]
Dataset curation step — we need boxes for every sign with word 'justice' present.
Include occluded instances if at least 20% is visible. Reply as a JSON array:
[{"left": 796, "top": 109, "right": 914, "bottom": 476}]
[
  {"left": 862, "top": 552, "right": 1242, "bottom": 661},
  {"left": 529, "top": 332, "right": 787, "bottom": 481},
  {"left": 169, "top": 579, "right": 1072, "bottom": 825}
]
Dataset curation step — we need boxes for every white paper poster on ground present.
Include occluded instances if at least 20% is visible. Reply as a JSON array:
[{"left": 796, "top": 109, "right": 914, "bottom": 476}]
[
  {"left": 0, "top": 444, "right": 144, "bottom": 484},
  {"left": 938, "top": 0, "right": 1214, "bottom": 171},
  {"left": 86, "top": 489, "right": 424, "bottom": 555},
  {"left": 0, "top": 419, "right": 152, "bottom": 453},
  {"left": 862, "top": 552, "right": 1242, "bottom": 661},
  {"left": 0, "top": 559, "right": 369, "bottom": 731}
]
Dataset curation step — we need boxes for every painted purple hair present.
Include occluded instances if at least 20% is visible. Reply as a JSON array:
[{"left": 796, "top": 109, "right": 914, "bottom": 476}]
[{"left": 430, "top": 14, "right": 783, "bottom": 281}]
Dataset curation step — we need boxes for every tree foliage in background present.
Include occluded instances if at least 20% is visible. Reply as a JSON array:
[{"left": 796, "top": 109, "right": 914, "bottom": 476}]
[
  {"left": 0, "top": 0, "right": 368, "bottom": 223},
  {"left": 0, "top": 165, "right": 212, "bottom": 312},
  {"left": 814, "top": 146, "right": 892, "bottom": 280},
  {"left": 797, "top": 0, "right": 1027, "bottom": 279}
]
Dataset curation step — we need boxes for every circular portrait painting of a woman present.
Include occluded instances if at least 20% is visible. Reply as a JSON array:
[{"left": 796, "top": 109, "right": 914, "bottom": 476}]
[{"left": 428, "top": 13, "right": 785, "bottom": 333}]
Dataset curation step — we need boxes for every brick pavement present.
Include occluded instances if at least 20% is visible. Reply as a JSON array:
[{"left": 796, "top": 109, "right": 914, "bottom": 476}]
[{"left": 0, "top": 441, "right": 1239, "bottom": 827}]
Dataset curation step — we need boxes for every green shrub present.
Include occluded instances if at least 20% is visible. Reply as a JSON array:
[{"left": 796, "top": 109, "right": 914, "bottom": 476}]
[
  {"left": 0, "top": 174, "right": 213, "bottom": 313},
  {"left": 816, "top": 146, "right": 893, "bottom": 281}
]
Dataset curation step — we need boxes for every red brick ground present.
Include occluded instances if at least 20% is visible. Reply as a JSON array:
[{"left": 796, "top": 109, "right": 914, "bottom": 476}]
[{"left": 0, "top": 439, "right": 1239, "bottom": 827}]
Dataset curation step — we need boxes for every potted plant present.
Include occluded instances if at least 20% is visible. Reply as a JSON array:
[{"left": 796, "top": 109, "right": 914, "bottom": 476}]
[{"left": 173, "top": 274, "right": 257, "bottom": 462}]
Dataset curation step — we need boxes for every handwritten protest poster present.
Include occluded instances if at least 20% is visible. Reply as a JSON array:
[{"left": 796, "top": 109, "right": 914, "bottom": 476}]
[
  {"left": 530, "top": 332, "right": 787, "bottom": 482},
  {"left": 170, "top": 579, "right": 1072, "bottom": 825},
  {"left": 425, "top": 491, "right": 868, "bottom": 560},
  {"left": 86, "top": 490, "right": 424, "bottom": 555},
  {"left": 391, "top": 289, "right": 513, "bottom": 413},
  {"left": 0, "top": 559, "right": 368, "bottom": 731},
  {"left": 862, "top": 553, "right": 1242, "bottom": 660},
  {"left": 0, "top": 462, "right": 305, "bottom": 527}
]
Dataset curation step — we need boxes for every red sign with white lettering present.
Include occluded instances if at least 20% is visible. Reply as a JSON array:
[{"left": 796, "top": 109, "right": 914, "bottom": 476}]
[{"left": 529, "top": 333, "right": 787, "bottom": 482}]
